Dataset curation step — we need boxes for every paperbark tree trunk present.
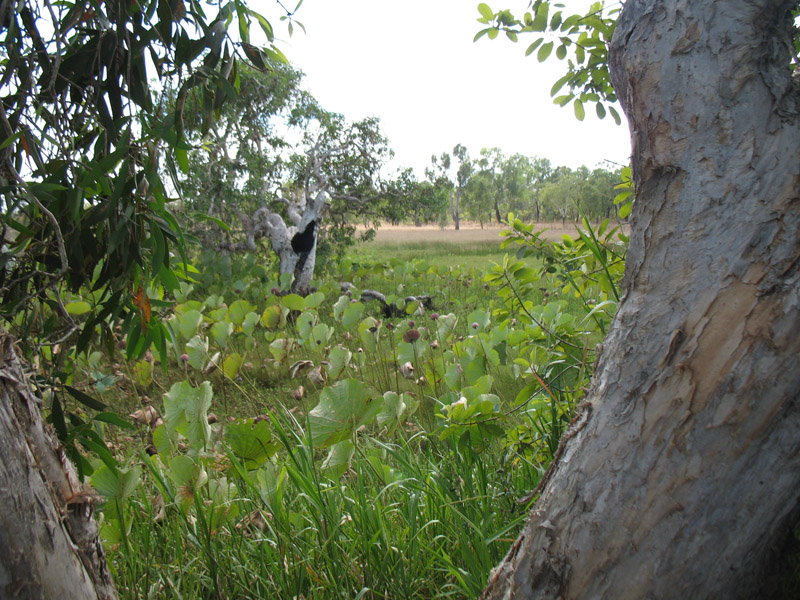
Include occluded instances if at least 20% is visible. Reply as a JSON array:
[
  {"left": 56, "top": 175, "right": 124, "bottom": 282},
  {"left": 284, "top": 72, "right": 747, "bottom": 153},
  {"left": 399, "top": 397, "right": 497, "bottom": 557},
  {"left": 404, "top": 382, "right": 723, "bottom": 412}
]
[
  {"left": 0, "top": 333, "right": 117, "bottom": 600},
  {"left": 482, "top": 1, "right": 800, "bottom": 598}
]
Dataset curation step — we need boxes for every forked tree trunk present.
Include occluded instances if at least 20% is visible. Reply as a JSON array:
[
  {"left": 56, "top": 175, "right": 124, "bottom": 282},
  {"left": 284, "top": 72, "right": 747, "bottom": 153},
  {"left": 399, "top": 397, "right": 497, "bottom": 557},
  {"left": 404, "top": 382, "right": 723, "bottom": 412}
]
[
  {"left": 482, "top": 1, "right": 800, "bottom": 598},
  {"left": 0, "top": 334, "right": 116, "bottom": 599}
]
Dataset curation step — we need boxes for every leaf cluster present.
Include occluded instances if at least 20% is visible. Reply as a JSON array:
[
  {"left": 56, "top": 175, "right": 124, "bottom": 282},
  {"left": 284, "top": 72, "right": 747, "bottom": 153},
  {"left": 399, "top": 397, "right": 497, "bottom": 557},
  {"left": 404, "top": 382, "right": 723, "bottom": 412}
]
[
  {"left": 0, "top": 0, "right": 288, "bottom": 358},
  {"left": 476, "top": 1, "right": 622, "bottom": 123}
]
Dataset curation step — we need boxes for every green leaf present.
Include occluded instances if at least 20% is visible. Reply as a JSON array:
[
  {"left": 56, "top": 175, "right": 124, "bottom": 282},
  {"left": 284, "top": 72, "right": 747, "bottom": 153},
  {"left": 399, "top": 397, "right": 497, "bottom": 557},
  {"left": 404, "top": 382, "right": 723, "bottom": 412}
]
[
  {"left": 93, "top": 412, "right": 135, "bottom": 430},
  {"left": 531, "top": 2, "right": 549, "bottom": 31},
  {"left": 296, "top": 311, "right": 317, "bottom": 340},
  {"left": 223, "top": 352, "right": 244, "bottom": 379},
  {"left": 241, "top": 311, "right": 260, "bottom": 337},
  {"left": 308, "top": 379, "right": 378, "bottom": 447},
  {"left": 176, "top": 309, "right": 203, "bottom": 340},
  {"left": 310, "top": 323, "right": 332, "bottom": 347},
  {"left": 553, "top": 94, "right": 574, "bottom": 107},
  {"left": 185, "top": 335, "right": 209, "bottom": 370},
  {"left": 327, "top": 345, "right": 352, "bottom": 379},
  {"left": 464, "top": 356, "right": 487, "bottom": 384},
  {"left": 175, "top": 148, "right": 189, "bottom": 174},
  {"left": 537, "top": 41, "right": 554, "bottom": 62},
  {"left": 524, "top": 38, "right": 544, "bottom": 56},
  {"left": 92, "top": 465, "right": 141, "bottom": 501},
  {"left": 596, "top": 102, "right": 607, "bottom": 119},
  {"left": 377, "top": 391, "right": 417, "bottom": 434},
  {"left": 556, "top": 44, "right": 567, "bottom": 59},
  {"left": 474, "top": 28, "right": 491, "bottom": 42},
  {"left": 304, "top": 291, "right": 325, "bottom": 309},
  {"left": 225, "top": 418, "right": 278, "bottom": 469},
  {"left": 163, "top": 380, "right": 213, "bottom": 448},
  {"left": 321, "top": 439, "right": 354, "bottom": 478},
  {"left": 281, "top": 294, "right": 306, "bottom": 311},
  {"left": 228, "top": 299, "right": 256, "bottom": 325},
  {"left": 573, "top": 98, "right": 586, "bottom": 120},
  {"left": 260, "top": 305, "right": 282, "bottom": 329},
  {"left": 65, "top": 385, "right": 107, "bottom": 411},
  {"left": 342, "top": 302, "right": 364, "bottom": 330},
  {"left": 133, "top": 359, "right": 154, "bottom": 387},
  {"left": 210, "top": 320, "right": 233, "bottom": 348},
  {"left": 269, "top": 338, "right": 295, "bottom": 362},
  {"left": 478, "top": 3, "right": 494, "bottom": 20},
  {"left": 467, "top": 309, "right": 490, "bottom": 331},
  {"left": 609, "top": 105, "right": 622, "bottom": 125},
  {"left": 65, "top": 301, "right": 92, "bottom": 315}
]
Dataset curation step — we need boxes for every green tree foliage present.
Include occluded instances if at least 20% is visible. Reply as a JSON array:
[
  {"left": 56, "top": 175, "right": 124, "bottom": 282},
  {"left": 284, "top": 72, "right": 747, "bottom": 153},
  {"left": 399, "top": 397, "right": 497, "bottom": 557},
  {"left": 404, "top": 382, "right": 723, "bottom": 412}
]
[
  {"left": 0, "top": 0, "right": 290, "bottom": 359},
  {"left": 173, "top": 62, "right": 395, "bottom": 279},
  {"left": 173, "top": 62, "right": 318, "bottom": 243},
  {"left": 460, "top": 148, "right": 618, "bottom": 225},
  {"left": 537, "top": 164, "right": 619, "bottom": 224},
  {"left": 428, "top": 144, "right": 473, "bottom": 230},
  {"left": 381, "top": 168, "right": 449, "bottom": 226},
  {"left": 476, "top": 1, "right": 622, "bottom": 122}
]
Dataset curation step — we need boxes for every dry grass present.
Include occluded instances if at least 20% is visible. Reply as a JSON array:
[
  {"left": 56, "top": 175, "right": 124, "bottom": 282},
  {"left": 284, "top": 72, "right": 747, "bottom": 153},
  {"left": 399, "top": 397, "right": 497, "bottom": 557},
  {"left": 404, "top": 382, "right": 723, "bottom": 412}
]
[{"left": 364, "top": 221, "right": 601, "bottom": 244}]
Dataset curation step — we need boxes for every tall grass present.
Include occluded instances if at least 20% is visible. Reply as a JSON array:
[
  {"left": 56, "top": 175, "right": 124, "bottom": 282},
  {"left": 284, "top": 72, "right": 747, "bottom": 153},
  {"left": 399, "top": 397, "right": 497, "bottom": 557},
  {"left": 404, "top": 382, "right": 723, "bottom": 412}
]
[
  {"left": 110, "top": 409, "right": 540, "bottom": 599},
  {"left": 86, "top": 229, "right": 616, "bottom": 600}
]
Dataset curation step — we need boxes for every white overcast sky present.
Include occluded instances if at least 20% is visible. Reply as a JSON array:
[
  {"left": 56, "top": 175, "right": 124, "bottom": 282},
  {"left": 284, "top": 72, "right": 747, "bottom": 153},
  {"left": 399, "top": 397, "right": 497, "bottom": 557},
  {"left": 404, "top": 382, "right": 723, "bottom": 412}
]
[{"left": 251, "top": 0, "right": 632, "bottom": 176}]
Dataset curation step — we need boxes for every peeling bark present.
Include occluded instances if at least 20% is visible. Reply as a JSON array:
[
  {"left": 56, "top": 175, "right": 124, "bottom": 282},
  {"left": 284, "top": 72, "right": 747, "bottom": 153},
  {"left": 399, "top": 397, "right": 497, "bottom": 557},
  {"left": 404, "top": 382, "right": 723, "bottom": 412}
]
[
  {"left": 482, "top": 1, "right": 800, "bottom": 598},
  {"left": 0, "top": 333, "right": 116, "bottom": 600}
]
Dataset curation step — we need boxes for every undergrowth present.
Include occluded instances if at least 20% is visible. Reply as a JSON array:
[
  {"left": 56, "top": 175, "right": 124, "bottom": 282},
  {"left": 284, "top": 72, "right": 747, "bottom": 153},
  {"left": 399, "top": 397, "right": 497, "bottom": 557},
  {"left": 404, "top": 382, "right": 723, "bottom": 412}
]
[{"left": 53, "top": 218, "right": 626, "bottom": 599}]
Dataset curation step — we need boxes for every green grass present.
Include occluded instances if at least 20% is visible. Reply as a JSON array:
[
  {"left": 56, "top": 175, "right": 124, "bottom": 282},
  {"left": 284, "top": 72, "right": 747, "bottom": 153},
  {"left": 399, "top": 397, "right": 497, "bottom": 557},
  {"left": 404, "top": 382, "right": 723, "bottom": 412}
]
[
  {"left": 72, "top": 232, "right": 619, "bottom": 600},
  {"left": 350, "top": 239, "right": 534, "bottom": 272}
]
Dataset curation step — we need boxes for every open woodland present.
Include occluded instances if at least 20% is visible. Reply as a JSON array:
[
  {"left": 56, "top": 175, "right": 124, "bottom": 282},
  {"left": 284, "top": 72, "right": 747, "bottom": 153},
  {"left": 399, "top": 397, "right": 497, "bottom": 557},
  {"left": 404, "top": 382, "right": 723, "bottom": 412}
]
[{"left": 1, "top": 1, "right": 799, "bottom": 599}]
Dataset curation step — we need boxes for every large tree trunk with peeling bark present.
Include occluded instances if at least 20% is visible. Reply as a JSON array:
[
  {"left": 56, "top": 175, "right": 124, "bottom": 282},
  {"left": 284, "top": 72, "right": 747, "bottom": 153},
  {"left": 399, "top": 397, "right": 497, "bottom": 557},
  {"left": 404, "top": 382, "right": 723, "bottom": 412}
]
[
  {"left": 482, "top": 1, "right": 800, "bottom": 598},
  {"left": 0, "top": 334, "right": 117, "bottom": 599}
]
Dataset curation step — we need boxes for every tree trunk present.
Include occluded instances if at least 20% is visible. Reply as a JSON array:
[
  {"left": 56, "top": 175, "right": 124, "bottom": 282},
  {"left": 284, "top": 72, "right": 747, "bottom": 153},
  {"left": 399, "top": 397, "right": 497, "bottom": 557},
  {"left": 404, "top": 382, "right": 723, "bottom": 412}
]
[
  {"left": 256, "top": 189, "right": 327, "bottom": 295},
  {"left": 452, "top": 190, "right": 461, "bottom": 230},
  {"left": 0, "top": 333, "right": 117, "bottom": 600},
  {"left": 494, "top": 199, "right": 502, "bottom": 224},
  {"left": 482, "top": 1, "right": 800, "bottom": 599}
]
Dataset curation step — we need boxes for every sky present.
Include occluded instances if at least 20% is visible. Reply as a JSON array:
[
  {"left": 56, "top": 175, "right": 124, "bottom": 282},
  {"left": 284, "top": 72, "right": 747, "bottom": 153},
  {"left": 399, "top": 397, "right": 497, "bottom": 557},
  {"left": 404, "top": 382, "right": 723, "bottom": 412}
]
[{"left": 251, "top": 0, "right": 632, "bottom": 176}]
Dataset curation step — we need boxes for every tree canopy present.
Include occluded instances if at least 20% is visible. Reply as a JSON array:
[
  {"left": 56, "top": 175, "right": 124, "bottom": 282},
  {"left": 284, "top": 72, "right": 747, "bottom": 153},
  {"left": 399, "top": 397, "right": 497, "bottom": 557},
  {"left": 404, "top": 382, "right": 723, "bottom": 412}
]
[{"left": 0, "top": 0, "right": 297, "bottom": 358}]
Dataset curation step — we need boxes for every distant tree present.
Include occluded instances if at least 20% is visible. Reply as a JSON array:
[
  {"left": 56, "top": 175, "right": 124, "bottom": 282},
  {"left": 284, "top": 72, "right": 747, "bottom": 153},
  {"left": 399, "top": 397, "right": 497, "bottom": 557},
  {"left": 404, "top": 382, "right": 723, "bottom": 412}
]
[
  {"left": 389, "top": 169, "right": 450, "bottom": 226},
  {"left": 523, "top": 156, "right": 554, "bottom": 222},
  {"left": 497, "top": 153, "right": 536, "bottom": 222},
  {"left": 247, "top": 116, "right": 392, "bottom": 294},
  {"left": 538, "top": 166, "right": 576, "bottom": 224},
  {"left": 173, "top": 62, "right": 317, "bottom": 245},
  {"left": 583, "top": 167, "right": 620, "bottom": 221},
  {"left": 175, "top": 66, "right": 393, "bottom": 294},
  {"left": 464, "top": 167, "right": 494, "bottom": 226},
  {"left": 451, "top": 144, "right": 473, "bottom": 230}
]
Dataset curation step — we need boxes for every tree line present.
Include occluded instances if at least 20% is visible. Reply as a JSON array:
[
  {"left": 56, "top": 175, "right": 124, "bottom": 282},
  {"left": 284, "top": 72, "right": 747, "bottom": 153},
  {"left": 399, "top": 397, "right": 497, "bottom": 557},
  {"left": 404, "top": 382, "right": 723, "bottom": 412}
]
[
  {"left": 170, "top": 61, "right": 624, "bottom": 289},
  {"left": 413, "top": 146, "right": 621, "bottom": 229}
]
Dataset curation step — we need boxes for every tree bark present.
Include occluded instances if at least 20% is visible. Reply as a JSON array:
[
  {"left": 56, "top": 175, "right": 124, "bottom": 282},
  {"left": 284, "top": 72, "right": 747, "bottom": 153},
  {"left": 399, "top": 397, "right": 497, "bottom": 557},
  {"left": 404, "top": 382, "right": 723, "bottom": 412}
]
[
  {"left": 0, "top": 333, "right": 117, "bottom": 600},
  {"left": 482, "top": 1, "right": 800, "bottom": 598},
  {"left": 452, "top": 189, "right": 461, "bottom": 230}
]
